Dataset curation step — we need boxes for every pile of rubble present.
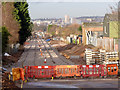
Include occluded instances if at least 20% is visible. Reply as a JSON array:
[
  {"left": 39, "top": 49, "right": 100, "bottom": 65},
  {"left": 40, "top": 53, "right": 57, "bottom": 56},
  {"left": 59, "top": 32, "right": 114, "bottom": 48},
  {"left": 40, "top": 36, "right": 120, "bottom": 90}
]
[
  {"left": 57, "top": 44, "right": 96, "bottom": 59},
  {"left": 2, "top": 73, "right": 19, "bottom": 89},
  {"left": 2, "top": 49, "right": 24, "bottom": 66},
  {"left": 57, "top": 43, "right": 76, "bottom": 52},
  {"left": 56, "top": 44, "right": 98, "bottom": 65}
]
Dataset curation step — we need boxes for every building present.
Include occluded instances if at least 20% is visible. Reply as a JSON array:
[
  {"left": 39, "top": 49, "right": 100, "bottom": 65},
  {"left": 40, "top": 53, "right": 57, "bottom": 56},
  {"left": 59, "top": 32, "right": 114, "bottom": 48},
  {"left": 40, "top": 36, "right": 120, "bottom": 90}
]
[
  {"left": 103, "top": 14, "right": 118, "bottom": 51},
  {"left": 103, "top": 14, "right": 118, "bottom": 38},
  {"left": 82, "top": 22, "right": 103, "bottom": 45},
  {"left": 65, "top": 15, "right": 70, "bottom": 24},
  {"left": 70, "top": 18, "right": 73, "bottom": 24}
]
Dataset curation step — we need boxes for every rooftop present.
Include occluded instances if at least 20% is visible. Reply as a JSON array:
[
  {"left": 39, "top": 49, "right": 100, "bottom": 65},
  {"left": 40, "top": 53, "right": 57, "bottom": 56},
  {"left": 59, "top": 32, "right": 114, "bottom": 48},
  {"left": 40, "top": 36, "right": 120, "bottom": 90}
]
[{"left": 82, "top": 22, "right": 103, "bottom": 27}]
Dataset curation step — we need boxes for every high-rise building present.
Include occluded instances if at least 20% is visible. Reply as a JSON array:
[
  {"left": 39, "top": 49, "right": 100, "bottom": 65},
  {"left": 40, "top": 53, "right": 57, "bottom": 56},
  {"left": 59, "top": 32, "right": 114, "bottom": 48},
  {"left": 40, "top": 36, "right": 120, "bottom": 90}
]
[
  {"left": 65, "top": 15, "right": 70, "bottom": 24},
  {"left": 70, "top": 18, "right": 73, "bottom": 24}
]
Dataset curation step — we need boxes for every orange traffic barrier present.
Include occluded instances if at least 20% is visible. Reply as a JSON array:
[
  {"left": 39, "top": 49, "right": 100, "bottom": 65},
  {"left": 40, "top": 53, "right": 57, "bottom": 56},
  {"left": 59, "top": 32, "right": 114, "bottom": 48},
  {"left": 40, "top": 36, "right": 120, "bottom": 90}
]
[
  {"left": 12, "top": 68, "right": 21, "bottom": 81},
  {"left": 55, "top": 65, "right": 81, "bottom": 77},
  {"left": 12, "top": 68, "right": 25, "bottom": 81},
  {"left": 107, "top": 64, "right": 118, "bottom": 76},
  {"left": 24, "top": 42, "right": 30, "bottom": 45},
  {"left": 20, "top": 68, "right": 25, "bottom": 81}
]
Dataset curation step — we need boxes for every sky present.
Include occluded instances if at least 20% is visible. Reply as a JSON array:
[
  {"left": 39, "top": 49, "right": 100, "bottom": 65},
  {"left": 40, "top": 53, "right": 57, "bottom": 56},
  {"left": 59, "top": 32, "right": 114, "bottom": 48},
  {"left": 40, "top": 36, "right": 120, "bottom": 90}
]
[{"left": 28, "top": 2, "right": 118, "bottom": 19}]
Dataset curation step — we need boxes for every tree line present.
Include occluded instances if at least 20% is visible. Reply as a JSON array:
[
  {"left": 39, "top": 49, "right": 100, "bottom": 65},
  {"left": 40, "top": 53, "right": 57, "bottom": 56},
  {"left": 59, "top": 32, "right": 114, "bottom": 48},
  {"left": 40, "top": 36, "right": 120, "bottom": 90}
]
[{"left": 2, "top": 2, "right": 33, "bottom": 54}]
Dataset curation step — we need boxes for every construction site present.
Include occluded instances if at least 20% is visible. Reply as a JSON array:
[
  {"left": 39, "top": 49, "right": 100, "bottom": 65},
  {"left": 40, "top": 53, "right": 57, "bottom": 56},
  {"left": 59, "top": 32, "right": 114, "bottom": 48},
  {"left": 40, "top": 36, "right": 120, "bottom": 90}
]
[
  {"left": 1, "top": 33, "right": 120, "bottom": 89},
  {"left": 1, "top": 2, "right": 120, "bottom": 89}
]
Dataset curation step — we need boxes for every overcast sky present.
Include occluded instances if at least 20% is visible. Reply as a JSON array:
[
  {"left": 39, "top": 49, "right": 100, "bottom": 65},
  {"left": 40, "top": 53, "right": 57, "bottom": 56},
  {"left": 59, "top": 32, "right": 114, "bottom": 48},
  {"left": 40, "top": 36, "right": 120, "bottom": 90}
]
[{"left": 28, "top": 2, "right": 118, "bottom": 19}]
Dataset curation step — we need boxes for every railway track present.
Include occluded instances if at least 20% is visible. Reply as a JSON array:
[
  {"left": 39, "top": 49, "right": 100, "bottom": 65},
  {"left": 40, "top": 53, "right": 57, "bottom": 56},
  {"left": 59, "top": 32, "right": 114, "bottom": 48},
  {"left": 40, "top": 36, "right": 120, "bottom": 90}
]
[
  {"left": 34, "top": 39, "right": 51, "bottom": 66},
  {"left": 39, "top": 38, "right": 74, "bottom": 65},
  {"left": 20, "top": 37, "right": 74, "bottom": 67},
  {"left": 46, "top": 41, "right": 74, "bottom": 65},
  {"left": 39, "top": 38, "right": 56, "bottom": 64},
  {"left": 41, "top": 39, "right": 66, "bottom": 65}
]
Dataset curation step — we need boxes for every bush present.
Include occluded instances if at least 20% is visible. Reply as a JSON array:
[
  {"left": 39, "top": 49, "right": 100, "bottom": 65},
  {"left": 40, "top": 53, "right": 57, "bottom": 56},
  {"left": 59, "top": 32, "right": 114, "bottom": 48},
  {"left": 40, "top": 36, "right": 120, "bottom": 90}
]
[{"left": 2, "top": 27, "right": 11, "bottom": 54}]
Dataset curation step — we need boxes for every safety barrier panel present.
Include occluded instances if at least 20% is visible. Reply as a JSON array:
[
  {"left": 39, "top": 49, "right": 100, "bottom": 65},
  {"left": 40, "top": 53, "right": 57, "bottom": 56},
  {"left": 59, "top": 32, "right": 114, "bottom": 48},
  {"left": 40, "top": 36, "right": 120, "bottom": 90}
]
[
  {"left": 81, "top": 65, "right": 107, "bottom": 77},
  {"left": 24, "top": 66, "right": 55, "bottom": 79}
]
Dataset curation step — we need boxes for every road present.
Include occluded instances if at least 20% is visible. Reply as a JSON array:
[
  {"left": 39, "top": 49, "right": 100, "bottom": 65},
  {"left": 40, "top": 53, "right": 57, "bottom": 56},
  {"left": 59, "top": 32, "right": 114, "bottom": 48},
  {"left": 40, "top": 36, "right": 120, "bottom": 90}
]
[{"left": 18, "top": 79, "right": 119, "bottom": 89}]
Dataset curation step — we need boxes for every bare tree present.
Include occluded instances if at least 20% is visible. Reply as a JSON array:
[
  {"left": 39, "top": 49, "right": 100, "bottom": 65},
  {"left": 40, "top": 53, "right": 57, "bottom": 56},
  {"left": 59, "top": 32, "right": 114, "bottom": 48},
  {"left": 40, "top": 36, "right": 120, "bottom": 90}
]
[{"left": 108, "top": 2, "right": 120, "bottom": 64}]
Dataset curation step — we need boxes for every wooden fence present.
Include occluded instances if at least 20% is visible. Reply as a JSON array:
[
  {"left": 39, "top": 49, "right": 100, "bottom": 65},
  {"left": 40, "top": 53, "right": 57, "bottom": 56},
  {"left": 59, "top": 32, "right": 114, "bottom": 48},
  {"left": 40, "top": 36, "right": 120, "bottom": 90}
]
[{"left": 88, "top": 37, "right": 118, "bottom": 51}]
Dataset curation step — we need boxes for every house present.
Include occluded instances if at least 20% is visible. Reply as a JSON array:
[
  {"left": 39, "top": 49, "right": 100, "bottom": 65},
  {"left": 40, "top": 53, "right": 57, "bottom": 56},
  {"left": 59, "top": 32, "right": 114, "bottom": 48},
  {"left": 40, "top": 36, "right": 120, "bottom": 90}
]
[
  {"left": 103, "top": 14, "right": 118, "bottom": 38},
  {"left": 103, "top": 14, "right": 118, "bottom": 51},
  {"left": 82, "top": 22, "right": 103, "bottom": 45}
]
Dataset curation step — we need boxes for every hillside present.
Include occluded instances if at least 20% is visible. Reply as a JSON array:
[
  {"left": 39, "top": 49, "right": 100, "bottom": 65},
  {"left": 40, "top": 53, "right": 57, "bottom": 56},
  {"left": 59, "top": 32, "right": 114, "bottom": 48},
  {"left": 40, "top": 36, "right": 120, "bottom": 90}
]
[
  {"left": 47, "top": 24, "right": 82, "bottom": 38},
  {"left": 2, "top": 2, "right": 20, "bottom": 44}
]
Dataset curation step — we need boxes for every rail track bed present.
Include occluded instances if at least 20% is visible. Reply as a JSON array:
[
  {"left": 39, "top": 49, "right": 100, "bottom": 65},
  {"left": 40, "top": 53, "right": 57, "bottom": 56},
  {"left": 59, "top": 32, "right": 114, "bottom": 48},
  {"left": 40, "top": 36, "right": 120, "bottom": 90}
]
[{"left": 18, "top": 38, "right": 75, "bottom": 67}]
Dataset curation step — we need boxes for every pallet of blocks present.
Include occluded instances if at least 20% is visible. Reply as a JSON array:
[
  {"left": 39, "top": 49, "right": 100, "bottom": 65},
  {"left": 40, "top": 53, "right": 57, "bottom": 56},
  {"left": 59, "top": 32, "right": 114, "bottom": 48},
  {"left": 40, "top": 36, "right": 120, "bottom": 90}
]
[
  {"left": 99, "top": 49, "right": 106, "bottom": 64},
  {"left": 85, "top": 49, "right": 95, "bottom": 65},
  {"left": 105, "top": 51, "right": 119, "bottom": 64},
  {"left": 92, "top": 51, "right": 101, "bottom": 64}
]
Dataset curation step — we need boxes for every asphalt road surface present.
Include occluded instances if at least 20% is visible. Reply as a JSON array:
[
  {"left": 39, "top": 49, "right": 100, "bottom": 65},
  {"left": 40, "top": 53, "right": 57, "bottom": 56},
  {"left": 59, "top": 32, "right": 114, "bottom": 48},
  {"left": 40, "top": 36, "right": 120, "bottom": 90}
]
[{"left": 20, "top": 79, "right": 119, "bottom": 89}]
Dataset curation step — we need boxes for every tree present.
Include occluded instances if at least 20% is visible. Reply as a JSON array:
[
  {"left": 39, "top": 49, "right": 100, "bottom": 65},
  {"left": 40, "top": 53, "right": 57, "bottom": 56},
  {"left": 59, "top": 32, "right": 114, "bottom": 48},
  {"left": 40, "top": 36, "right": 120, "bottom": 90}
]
[
  {"left": 47, "top": 25, "right": 53, "bottom": 32},
  {"left": 13, "top": 2, "right": 32, "bottom": 45},
  {"left": 78, "top": 26, "right": 82, "bottom": 32},
  {"left": 2, "top": 27, "right": 11, "bottom": 54}
]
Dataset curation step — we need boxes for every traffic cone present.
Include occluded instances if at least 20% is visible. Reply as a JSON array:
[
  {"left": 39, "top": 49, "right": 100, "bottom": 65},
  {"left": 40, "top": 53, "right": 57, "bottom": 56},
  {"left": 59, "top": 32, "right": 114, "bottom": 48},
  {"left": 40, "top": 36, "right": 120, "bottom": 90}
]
[
  {"left": 40, "top": 48, "right": 42, "bottom": 52},
  {"left": 40, "top": 48, "right": 43, "bottom": 56},
  {"left": 44, "top": 58, "right": 46, "bottom": 63},
  {"left": 41, "top": 51, "right": 43, "bottom": 56}
]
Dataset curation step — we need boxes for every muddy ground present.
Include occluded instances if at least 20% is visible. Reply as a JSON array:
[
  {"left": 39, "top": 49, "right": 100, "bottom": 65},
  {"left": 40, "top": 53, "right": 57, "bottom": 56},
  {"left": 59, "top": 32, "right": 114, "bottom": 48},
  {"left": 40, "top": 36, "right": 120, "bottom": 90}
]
[
  {"left": 50, "top": 40, "right": 86, "bottom": 65},
  {"left": 2, "top": 49, "right": 24, "bottom": 89},
  {"left": 2, "top": 49, "right": 24, "bottom": 66},
  {"left": 2, "top": 73, "right": 20, "bottom": 89}
]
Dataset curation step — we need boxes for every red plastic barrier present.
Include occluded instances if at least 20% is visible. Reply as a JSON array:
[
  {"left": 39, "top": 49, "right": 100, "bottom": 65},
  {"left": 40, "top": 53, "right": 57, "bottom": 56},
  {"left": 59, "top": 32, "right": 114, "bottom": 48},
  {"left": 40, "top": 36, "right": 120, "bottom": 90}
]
[
  {"left": 80, "top": 65, "right": 107, "bottom": 77},
  {"left": 24, "top": 66, "right": 55, "bottom": 79},
  {"left": 24, "top": 65, "right": 108, "bottom": 79}
]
